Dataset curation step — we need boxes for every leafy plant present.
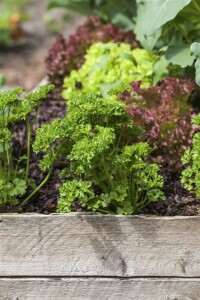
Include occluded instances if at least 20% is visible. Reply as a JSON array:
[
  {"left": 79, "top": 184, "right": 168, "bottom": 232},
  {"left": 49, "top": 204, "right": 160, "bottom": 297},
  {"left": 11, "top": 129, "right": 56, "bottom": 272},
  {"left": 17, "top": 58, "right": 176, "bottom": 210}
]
[
  {"left": 190, "top": 42, "right": 200, "bottom": 85},
  {"left": 0, "top": 11, "right": 22, "bottom": 45},
  {"left": 2, "top": 0, "right": 32, "bottom": 11},
  {"left": 0, "top": 84, "right": 54, "bottom": 206},
  {"left": 141, "top": 0, "right": 191, "bottom": 38},
  {"left": 62, "top": 41, "right": 167, "bottom": 100},
  {"left": 33, "top": 91, "right": 165, "bottom": 215},
  {"left": 46, "top": 16, "right": 138, "bottom": 86},
  {"left": 140, "top": 0, "right": 200, "bottom": 84},
  {"left": 48, "top": 0, "right": 137, "bottom": 30},
  {"left": 120, "top": 77, "right": 197, "bottom": 167},
  {"left": 0, "top": 0, "right": 31, "bottom": 45},
  {"left": 48, "top": 0, "right": 200, "bottom": 86},
  {"left": 181, "top": 114, "right": 200, "bottom": 197}
]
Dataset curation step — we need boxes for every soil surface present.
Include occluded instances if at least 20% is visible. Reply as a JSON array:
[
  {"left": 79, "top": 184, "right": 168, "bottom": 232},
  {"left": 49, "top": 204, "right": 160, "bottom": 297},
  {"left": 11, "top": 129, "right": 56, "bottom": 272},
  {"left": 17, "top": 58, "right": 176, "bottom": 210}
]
[{"left": 0, "top": 0, "right": 84, "bottom": 90}]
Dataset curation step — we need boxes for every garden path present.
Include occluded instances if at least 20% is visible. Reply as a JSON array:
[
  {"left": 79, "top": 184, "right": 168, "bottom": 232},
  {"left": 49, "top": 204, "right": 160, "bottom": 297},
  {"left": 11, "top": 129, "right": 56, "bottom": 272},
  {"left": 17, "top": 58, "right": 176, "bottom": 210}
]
[{"left": 0, "top": 0, "right": 84, "bottom": 90}]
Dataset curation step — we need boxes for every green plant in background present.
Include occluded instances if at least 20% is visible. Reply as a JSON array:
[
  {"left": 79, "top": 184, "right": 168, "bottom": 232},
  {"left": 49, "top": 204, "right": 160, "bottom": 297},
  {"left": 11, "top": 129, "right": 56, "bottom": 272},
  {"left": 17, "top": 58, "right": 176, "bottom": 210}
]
[
  {"left": 2, "top": 0, "right": 31, "bottom": 10},
  {"left": 43, "top": 13, "right": 62, "bottom": 34},
  {"left": 0, "top": 11, "right": 20, "bottom": 45},
  {"left": 62, "top": 41, "right": 166, "bottom": 100},
  {"left": 181, "top": 114, "right": 200, "bottom": 198},
  {"left": 0, "top": 84, "right": 54, "bottom": 206},
  {"left": 48, "top": 0, "right": 137, "bottom": 29},
  {"left": 190, "top": 42, "right": 200, "bottom": 85},
  {"left": 34, "top": 90, "right": 165, "bottom": 215},
  {"left": 124, "top": 0, "right": 200, "bottom": 84},
  {"left": 0, "top": 0, "right": 31, "bottom": 45},
  {"left": 48, "top": 0, "right": 200, "bottom": 86}
]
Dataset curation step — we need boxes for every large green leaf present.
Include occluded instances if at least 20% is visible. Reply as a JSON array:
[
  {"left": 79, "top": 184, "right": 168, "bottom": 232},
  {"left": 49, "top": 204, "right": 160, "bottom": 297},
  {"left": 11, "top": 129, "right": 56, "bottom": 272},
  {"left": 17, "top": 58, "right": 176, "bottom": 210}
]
[
  {"left": 191, "top": 42, "right": 200, "bottom": 59},
  {"left": 48, "top": 0, "right": 137, "bottom": 27},
  {"left": 142, "top": 0, "right": 192, "bottom": 36},
  {"left": 191, "top": 42, "right": 200, "bottom": 86},
  {"left": 166, "top": 44, "right": 195, "bottom": 67},
  {"left": 194, "top": 59, "right": 200, "bottom": 86},
  {"left": 134, "top": 2, "right": 162, "bottom": 50}
]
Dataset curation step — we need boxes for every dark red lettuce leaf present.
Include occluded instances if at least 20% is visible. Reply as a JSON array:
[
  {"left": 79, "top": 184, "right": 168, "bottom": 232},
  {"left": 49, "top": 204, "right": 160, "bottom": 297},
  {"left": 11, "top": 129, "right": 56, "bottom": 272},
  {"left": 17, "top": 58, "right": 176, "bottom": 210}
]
[{"left": 120, "top": 77, "right": 198, "bottom": 167}]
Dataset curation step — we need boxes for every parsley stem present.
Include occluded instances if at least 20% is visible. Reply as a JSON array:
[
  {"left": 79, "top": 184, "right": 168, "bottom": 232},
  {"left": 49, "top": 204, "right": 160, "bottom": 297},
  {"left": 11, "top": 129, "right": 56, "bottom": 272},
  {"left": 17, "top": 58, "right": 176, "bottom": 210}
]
[
  {"left": 101, "top": 155, "right": 115, "bottom": 191},
  {"left": 20, "top": 168, "right": 52, "bottom": 206},
  {"left": 129, "top": 173, "right": 133, "bottom": 206},
  {"left": 2, "top": 141, "right": 6, "bottom": 176},
  {"left": 96, "top": 208, "right": 114, "bottom": 214},
  {"left": 25, "top": 118, "right": 31, "bottom": 181},
  {"left": 92, "top": 168, "right": 108, "bottom": 191},
  {"left": 131, "top": 175, "right": 138, "bottom": 212},
  {"left": 6, "top": 146, "right": 11, "bottom": 180},
  {"left": 137, "top": 194, "right": 148, "bottom": 212}
]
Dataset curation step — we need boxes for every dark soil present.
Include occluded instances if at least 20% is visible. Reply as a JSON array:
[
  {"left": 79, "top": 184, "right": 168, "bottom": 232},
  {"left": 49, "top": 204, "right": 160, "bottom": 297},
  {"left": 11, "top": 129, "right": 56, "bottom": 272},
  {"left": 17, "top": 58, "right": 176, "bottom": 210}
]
[{"left": 145, "top": 169, "right": 200, "bottom": 216}]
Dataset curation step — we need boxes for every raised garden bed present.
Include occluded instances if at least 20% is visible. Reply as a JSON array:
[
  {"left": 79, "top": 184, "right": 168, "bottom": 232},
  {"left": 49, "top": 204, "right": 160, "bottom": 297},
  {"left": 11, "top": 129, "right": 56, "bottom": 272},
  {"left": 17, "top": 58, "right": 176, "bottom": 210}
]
[
  {"left": 1, "top": 213, "right": 200, "bottom": 299},
  {"left": 2, "top": 1, "right": 200, "bottom": 299}
]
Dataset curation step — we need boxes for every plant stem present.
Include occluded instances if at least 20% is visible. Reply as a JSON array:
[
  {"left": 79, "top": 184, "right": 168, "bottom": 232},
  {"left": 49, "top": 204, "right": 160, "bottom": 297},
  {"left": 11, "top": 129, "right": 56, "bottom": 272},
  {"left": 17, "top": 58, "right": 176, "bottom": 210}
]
[
  {"left": 92, "top": 167, "right": 108, "bottom": 192},
  {"left": 96, "top": 207, "right": 114, "bottom": 214},
  {"left": 2, "top": 110, "right": 6, "bottom": 177},
  {"left": 25, "top": 118, "right": 31, "bottom": 181},
  {"left": 101, "top": 155, "right": 115, "bottom": 191},
  {"left": 129, "top": 171, "right": 140, "bottom": 213},
  {"left": 6, "top": 146, "right": 11, "bottom": 180},
  {"left": 2, "top": 141, "right": 6, "bottom": 176},
  {"left": 193, "top": 0, "right": 200, "bottom": 14},
  {"left": 130, "top": 175, "right": 137, "bottom": 212},
  {"left": 20, "top": 168, "right": 52, "bottom": 206},
  {"left": 25, "top": 108, "right": 39, "bottom": 182}
]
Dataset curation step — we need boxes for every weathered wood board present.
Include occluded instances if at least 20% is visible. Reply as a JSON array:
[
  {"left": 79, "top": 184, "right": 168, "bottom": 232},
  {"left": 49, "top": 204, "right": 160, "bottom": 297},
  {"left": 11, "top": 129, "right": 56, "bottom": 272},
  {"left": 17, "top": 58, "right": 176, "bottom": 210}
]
[
  {"left": 0, "top": 214, "right": 200, "bottom": 277},
  {"left": 1, "top": 278, "right": 200, "bottom": 300}
]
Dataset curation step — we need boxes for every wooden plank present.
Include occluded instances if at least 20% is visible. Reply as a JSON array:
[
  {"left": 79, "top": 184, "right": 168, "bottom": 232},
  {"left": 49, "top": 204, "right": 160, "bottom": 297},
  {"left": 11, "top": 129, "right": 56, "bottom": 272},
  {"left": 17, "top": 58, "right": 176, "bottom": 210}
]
[
  {"left": 1, "top": 214, "right": 200, "bottom": 277},
  {"left": 1, "top": 278, "right": 200, "bottom": 300}
]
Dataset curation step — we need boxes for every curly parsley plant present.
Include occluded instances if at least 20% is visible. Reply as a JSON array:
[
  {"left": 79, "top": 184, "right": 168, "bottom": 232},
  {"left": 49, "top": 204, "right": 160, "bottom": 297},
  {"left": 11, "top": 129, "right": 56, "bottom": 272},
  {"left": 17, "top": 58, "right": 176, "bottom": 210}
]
[
  {"left": 34, "top": 90, "right": 165, "bottom": 214},
  {"left": 181, "top": 114, "right": 200, "bottom": 198},
  {"left": 0, "top": 84, "right": 54, "bottom": 206}
]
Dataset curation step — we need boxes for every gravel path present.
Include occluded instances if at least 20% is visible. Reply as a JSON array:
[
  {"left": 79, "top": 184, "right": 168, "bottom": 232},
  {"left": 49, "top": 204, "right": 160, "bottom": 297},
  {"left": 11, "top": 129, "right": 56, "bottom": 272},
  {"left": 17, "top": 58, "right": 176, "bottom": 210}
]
[{"left": 0, "top": 0, "right": 84, "bottom": 90}]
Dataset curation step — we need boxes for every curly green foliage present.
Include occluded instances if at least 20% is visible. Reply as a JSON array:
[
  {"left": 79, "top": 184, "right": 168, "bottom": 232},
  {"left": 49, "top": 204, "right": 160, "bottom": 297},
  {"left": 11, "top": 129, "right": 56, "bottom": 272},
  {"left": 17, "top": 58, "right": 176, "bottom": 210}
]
[
  {"left": 34, "top": 92, "right": 165, "bottom": 215},
  {"left": 0, "top": 84, "right": 54, "bottom": 125},
  {"left": 181, "top": 114, "right": 200, "bottom": 198},
  {"left": 0, "top": 84, "right": 54, "bottom": 206},
  {"left": 62, "top": 42, "right": 161, "bottom": 100}
]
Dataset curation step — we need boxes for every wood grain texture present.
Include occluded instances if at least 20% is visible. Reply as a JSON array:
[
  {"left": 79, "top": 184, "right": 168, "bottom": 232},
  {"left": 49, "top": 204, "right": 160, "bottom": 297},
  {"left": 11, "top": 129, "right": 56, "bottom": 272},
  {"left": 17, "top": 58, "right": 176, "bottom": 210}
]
[
  {"left": 1, "top": 278, "right": 200, "bottom": 300},
  {"left": 1, "top": 213, "right": 200, "bottom": 277}
]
